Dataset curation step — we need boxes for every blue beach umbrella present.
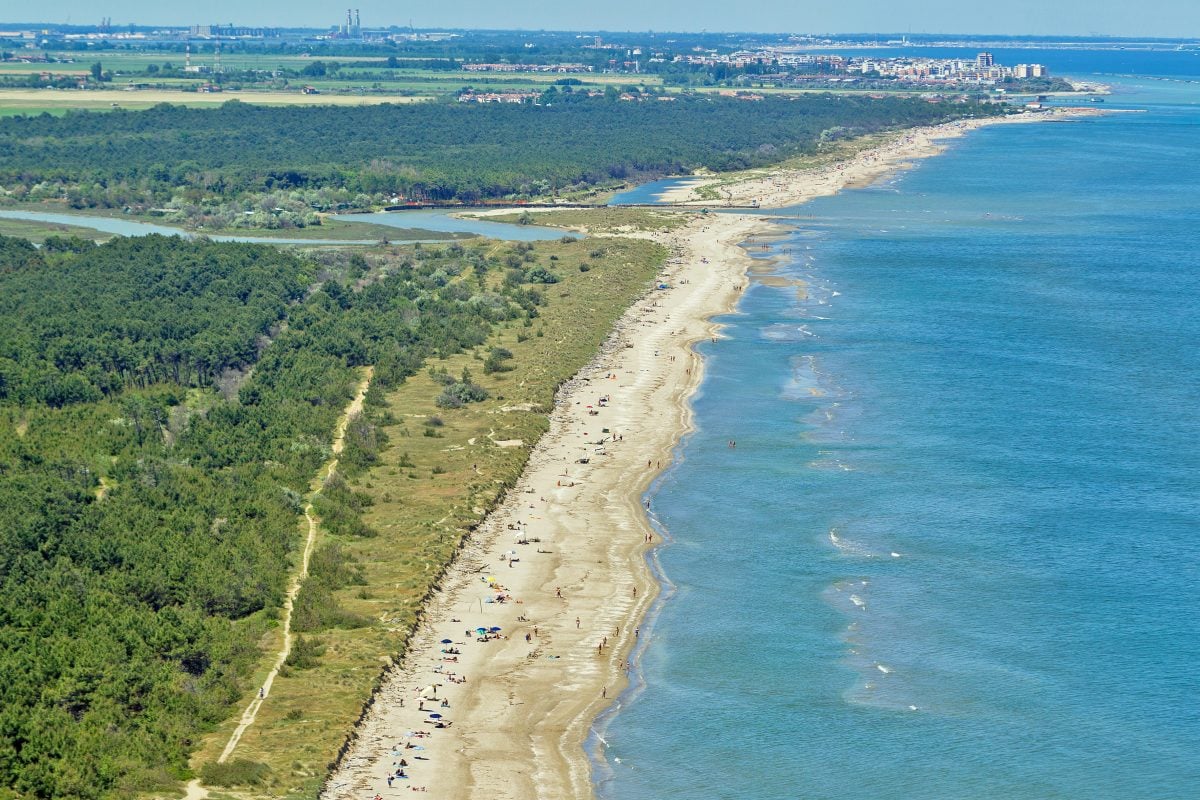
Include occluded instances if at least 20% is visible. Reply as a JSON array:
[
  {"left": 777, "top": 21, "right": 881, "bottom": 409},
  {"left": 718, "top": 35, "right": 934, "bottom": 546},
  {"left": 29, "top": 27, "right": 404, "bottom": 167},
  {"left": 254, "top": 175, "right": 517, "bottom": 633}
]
[
  {"left": 441, "top": 639, "right": 453, "bottom": 644},
  {"left": 490, "top": 626, "right": 502, "bottom": 632},
  {"left": 429, "top": 713, "right": 442, "bottom": 719}
]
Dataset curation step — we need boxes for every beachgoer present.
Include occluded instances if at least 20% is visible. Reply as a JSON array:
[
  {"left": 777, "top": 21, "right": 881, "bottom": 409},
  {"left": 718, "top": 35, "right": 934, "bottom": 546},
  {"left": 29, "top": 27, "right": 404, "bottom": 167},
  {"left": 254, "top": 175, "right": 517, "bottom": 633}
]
[{"left": 576, "top": 617, "right": 580, "bottom": 628}]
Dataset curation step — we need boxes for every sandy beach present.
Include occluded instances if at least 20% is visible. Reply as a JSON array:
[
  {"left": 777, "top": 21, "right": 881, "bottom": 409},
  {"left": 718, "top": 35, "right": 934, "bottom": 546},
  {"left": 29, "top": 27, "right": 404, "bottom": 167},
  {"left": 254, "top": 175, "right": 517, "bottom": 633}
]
[
  {"left": 323, "top": 212, "right": 767, "bottom": 800},
  {"left": 322, "top": 106, "right": 1110, "bottom": 800}
]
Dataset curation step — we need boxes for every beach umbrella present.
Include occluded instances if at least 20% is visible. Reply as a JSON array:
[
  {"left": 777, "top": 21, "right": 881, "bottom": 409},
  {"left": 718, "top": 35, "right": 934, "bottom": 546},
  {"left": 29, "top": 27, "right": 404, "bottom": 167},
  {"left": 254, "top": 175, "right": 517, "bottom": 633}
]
[
  {"left": 428, "top": 713, "right": 442, "bottom": 719},
  {"left": 440, "top": 639, "right": 453, "bottom": 644},
  {"left": 490, "top": 626, "right": 502, "bottom": 632}
]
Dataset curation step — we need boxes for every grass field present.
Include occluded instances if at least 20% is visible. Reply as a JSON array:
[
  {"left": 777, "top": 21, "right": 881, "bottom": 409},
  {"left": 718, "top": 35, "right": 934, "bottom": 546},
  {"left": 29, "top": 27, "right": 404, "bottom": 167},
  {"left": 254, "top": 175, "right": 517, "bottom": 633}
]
[
  {"left": 480, "top": 206, "right": 693, "bottom": 233},
  {"left": 0, "top": 216, "right": 109, "bottom": 241},
  {"left": 0, "top": 87, "right": 434, "bottom": 113},
  {"left": 204, "top": 217, "right": 477, "bottom": 242}
]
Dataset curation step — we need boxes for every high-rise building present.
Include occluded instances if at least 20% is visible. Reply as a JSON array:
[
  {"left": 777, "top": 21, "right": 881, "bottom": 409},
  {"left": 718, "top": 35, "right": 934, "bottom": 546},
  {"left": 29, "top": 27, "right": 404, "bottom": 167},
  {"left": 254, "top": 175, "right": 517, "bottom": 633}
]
[{"left": 976, "top": 52, "right": 994, "bottom": 68}]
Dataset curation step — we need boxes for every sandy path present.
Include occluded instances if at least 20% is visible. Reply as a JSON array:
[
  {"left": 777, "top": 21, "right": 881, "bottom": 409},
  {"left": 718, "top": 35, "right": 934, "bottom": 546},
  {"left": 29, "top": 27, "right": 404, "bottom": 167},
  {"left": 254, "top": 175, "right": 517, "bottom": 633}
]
[
  {"left": 323, "top": 214, "right": 769, "bottom": 800},
  {"left": 184, "top": 367, "right": 373, "bottom": 799}
]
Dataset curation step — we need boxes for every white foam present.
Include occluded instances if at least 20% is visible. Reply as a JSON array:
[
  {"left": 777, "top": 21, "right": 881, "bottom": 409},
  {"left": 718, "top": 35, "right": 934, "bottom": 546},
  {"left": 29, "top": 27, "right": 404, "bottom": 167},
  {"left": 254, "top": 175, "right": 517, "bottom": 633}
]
[
  {"left": 849, "top": 594, "right": 866, "bottom": 609},
  {"left": 876, "top": 664, "right": 891, "bottom": 674},
  {"left": 829, "top": 529, "right": 875, "bottom": 557}
]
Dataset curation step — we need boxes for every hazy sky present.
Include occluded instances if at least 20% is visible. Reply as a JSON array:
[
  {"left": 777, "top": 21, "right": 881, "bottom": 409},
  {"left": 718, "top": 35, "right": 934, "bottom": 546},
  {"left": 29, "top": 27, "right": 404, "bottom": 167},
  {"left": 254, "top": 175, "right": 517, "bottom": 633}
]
[{"left": 22, "top": 1, "right": 1200, "bottom": 38}]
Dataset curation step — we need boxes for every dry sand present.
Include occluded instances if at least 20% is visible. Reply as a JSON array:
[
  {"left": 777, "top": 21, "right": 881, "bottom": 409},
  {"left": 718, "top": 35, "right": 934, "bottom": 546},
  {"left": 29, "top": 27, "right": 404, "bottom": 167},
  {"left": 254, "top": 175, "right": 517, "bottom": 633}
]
[{"left": 323, "top": 213, "right": 768, "bottom": 800}]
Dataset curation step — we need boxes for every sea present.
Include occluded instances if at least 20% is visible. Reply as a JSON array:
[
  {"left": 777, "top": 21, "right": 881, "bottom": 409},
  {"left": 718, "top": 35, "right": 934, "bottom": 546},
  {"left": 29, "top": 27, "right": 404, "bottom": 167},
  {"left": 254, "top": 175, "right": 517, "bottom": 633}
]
[{"left": 596, "top": 51, "right": 1200, "bottom": 799}]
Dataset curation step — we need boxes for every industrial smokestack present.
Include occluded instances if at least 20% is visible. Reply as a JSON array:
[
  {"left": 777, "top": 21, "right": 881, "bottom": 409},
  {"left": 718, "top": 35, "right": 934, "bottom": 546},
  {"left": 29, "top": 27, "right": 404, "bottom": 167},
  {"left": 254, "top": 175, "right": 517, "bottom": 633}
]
[{"left": 355, "top": 9, "right": 361, "bottom": 31}]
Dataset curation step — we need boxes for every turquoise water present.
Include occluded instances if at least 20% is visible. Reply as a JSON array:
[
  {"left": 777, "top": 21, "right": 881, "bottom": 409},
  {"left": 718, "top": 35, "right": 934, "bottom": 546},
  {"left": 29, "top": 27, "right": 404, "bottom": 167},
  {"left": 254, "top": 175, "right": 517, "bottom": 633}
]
[{"left": 597, "top": 76, "right": 1200, "bottom": 797}]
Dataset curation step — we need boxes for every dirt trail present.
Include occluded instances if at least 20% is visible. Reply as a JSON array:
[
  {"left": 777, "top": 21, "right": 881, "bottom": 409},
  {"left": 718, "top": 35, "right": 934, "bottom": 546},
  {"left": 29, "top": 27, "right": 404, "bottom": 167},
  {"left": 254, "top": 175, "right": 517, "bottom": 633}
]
[{"left": 183, "top": 368, "right": 373, "bottom": 799}]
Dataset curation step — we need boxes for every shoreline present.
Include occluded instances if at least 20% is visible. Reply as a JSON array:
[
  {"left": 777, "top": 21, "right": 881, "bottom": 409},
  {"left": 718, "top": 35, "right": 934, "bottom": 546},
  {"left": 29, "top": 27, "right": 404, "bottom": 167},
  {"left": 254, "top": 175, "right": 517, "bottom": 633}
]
[
  {"left": 656, "top": 107, "right": 1109, "bottom": 208},
  {"left": 322, "top": 212, "right": 770, "bottom": 800},
  {"left": 322, "top": 108, "right": 1100, "bottom": 800}
]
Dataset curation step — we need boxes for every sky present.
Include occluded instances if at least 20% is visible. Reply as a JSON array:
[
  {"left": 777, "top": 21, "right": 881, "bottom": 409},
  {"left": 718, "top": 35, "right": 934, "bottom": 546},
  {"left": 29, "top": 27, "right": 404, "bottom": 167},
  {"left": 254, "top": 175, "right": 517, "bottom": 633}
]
[{"left": 18, "top": 1, "right": 1200, "bottom": 38}]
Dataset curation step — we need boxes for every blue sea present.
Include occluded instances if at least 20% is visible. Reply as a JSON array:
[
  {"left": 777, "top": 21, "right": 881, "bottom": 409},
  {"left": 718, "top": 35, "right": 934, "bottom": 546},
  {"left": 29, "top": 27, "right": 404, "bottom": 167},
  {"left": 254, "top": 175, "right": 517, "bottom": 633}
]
[{"left": 597, "top": 58, "right": 1200, "bottom": 799}]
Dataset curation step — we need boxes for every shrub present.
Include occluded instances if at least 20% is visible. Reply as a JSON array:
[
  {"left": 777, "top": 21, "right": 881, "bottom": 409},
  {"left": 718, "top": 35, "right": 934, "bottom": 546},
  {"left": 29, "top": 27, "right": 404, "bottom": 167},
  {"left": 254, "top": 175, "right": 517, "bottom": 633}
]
[
  {"left": 435, "top": 381, "right": 489, "bottom": 408},
  {"left": 483, "top": 346, "right": 514, "bottom": 374},
  {"left": 525, "top": 265, "right": 559, "bottom": 284}
]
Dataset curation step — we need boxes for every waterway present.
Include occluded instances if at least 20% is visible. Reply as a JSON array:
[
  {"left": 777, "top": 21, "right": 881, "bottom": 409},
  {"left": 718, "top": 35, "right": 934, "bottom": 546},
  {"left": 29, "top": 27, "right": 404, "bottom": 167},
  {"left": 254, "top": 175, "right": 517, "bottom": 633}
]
[{"left": 0, "top": 207, "right": 565, "bottom": 244}]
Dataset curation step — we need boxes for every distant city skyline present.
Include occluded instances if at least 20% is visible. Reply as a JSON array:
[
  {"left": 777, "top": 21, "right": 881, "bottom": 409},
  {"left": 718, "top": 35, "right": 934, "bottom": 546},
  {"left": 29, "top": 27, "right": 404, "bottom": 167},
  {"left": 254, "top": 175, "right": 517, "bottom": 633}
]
[{"left": 11, "top": 1, "right": 1200, "bottom": 38}]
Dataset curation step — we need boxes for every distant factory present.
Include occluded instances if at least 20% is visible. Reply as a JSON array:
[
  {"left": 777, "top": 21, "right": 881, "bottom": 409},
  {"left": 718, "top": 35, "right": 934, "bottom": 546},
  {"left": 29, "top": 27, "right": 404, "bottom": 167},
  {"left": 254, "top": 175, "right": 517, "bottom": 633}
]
[{"left": 336, "top": 9, "right": 362, "bottom": 38}]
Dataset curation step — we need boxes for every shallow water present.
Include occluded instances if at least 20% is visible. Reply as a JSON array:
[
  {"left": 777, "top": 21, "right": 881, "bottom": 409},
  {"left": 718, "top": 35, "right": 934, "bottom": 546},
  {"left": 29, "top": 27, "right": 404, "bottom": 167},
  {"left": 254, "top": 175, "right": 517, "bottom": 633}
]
[{"left": 597, "top": 67, "right": 1200, "bottom": 799}]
